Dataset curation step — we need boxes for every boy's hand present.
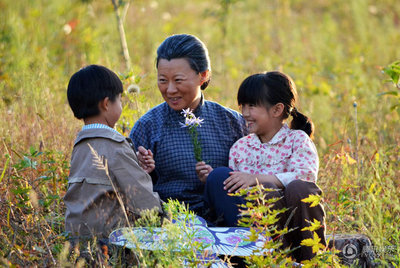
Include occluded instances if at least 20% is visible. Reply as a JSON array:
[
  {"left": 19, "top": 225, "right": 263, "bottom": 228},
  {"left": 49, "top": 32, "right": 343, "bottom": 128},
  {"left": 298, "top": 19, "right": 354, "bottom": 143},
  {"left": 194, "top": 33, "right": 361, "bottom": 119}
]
[
  {"left": 137, "top": 146, "right": 155, "bottom": 174},
  {"left": 223, "top": 171, "right": 257, "bottom": 193},
  {"left": 195, "top": 161, "right": 213, "bottom": 184}
]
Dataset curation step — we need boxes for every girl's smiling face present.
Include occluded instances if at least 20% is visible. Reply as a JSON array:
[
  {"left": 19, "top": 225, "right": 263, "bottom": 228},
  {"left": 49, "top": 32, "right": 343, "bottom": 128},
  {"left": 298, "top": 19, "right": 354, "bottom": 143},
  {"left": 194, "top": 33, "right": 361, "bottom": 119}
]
[
  {"left": 242, "top": 104, "right": 273, "bottom": 135},
  {"left": 241, "top": 103, "right": 284, "bottom": 143},
  {"left": 157, "top": 58, "right": 208, "bottom": 111}
]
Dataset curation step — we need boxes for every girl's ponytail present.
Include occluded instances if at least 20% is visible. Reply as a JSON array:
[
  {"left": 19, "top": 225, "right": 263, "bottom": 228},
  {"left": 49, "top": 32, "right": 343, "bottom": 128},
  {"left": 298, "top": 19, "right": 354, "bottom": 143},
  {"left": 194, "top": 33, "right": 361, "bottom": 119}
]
[{"left": 290, "top": 108, "right": 314, "bottom": 138}]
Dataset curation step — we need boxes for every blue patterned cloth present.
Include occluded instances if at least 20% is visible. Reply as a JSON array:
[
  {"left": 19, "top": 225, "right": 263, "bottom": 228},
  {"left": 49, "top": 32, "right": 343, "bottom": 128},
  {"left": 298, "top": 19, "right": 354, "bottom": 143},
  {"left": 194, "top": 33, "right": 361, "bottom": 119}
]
[
  {"left": 129, "top": 97, "right": 247, "bottom": 214},
  {"left": 109, "top": 219, "right": 270, "bottom": 257}
]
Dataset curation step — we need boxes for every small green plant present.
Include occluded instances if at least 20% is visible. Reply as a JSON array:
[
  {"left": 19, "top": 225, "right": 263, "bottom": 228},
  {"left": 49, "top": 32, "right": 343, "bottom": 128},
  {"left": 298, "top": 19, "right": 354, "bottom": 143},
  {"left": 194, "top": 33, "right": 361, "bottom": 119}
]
[
  {"left": 234, "top": 181, "right": 341, "bottom": 267},
  {"left": 381, "top": 60, "right": 400, "bottom": 115},
  {"left": 123, "top": 199, "right": 219, "bottom": 267},
  {"left": 300, "top": 198, "right": 341, "bottom": 268},
  {"left": 1, "top": 146, "right": 68, "bottom": 266},
  {"left": 233, "top": 182, "right": 295, "bottom": 267},
  {"left": 383, "top": 61, "right": 400, "bottom": 88}
]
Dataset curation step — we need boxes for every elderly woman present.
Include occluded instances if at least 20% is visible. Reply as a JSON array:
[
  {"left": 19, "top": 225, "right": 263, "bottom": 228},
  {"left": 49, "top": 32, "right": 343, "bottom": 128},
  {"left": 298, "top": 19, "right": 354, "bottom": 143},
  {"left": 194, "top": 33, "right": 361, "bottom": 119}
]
[{"left": 129, "top": 34, "right": 246, "bottom": 217}]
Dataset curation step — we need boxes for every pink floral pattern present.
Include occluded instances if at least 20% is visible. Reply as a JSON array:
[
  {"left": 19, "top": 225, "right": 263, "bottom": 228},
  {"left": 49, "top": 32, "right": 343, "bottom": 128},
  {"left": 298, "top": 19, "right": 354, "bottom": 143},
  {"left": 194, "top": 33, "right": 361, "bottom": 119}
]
[
  {"left": 229, "top": 124, "right": 319, "bottom": 187},
  {"left": 214, "top": 228, "right": 252, "bottom": 247}
]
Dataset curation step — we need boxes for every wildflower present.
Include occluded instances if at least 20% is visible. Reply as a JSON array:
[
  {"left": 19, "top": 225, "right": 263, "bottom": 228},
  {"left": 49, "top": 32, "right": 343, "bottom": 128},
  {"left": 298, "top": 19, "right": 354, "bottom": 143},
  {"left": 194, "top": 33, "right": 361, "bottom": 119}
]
[
  {"left": 180, "top": 108, "right": 204, "bottom": 161},
  {"left": 192, "top": 117, "right": 204, "bottom": 126},
  {"left": 127, "top": 84, "right": 141, "bottom": 94},
  {"left": 181, "top": 108, "right": 194, "bottom": 118},
  {"left": 180, "top": 117, "right": 195, "bottom": 128},
  {"left": 63, "top": 24, "right": 72, "bottom": 35}
]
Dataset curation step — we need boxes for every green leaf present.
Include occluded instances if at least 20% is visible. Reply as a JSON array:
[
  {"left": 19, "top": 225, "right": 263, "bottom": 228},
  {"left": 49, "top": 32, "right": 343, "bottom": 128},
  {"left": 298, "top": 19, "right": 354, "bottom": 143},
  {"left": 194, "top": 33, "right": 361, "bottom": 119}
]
[
  {"left": 301, "top": 194, "right": 322, "bottom": 207},
  {"left": 390, "top": 104, "right": 400, "bottom": 111},
  {"left": 377, "top": 91, "right": 398, "bottom": 97},
  {"left": 134, "top": 75, "right": 142, "bottom": 84},
  {"left": 0, "top": 157, "right": 10, "bottom": 183},
  {"left": 36, "top": 112, "right": 44, "bottom": 120},
  {"left": 301, "top": 219, "right": 322, "bottom": 232},
  {"left": 383, "top": 61, "right": 400, "bottom": 85},
  {"left": 29, "top": 146, "right": 36, "bottom": 156},
  {"left": 11, "top": 186, "right": 31, "bottom": 195},
  {"left": 300, "top": 233, "right": 324, "bottom": 253}
]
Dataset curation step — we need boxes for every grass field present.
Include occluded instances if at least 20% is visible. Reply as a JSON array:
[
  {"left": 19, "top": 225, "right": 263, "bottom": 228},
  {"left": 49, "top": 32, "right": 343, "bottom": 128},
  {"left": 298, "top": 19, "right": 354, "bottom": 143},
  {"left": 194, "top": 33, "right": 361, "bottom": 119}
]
[{"left": 1, "top": 0, "right": 399, "bottom": 266}]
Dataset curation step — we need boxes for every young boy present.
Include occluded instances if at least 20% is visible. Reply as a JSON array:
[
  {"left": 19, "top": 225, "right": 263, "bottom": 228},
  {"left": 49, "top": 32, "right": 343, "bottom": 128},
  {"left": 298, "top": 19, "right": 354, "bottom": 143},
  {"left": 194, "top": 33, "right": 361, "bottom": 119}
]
[{"left": 64, "top": 65, "right": 162, "bottom": 243}]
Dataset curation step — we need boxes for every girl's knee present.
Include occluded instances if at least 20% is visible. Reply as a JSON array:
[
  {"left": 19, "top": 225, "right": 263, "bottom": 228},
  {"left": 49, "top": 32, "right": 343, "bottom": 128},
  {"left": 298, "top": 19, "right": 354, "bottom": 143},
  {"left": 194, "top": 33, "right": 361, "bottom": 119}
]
[
  {"left": 263, "top": 182, "right": 280, "bottom": 190},
  {"left": 285, "top": 180, "right": 322, "bottom": 200},
  {"left": 206, "top": 167, "right": 232, "bottom": 187}
]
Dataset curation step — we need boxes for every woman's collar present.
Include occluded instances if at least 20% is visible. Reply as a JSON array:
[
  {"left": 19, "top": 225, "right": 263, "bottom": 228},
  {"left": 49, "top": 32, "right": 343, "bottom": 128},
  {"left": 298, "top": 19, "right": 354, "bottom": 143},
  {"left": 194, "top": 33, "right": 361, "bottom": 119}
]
[
  {"left": 192, "top": 93, "right": 205, "bottom": 115},
  {"left": 166, "top": 93, "right": 205, "bottom": 116}
]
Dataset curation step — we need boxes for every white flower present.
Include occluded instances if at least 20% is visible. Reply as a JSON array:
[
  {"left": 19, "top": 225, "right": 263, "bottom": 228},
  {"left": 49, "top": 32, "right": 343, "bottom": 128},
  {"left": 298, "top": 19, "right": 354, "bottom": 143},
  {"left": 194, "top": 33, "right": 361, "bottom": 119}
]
[
  {"left": 179, "top": 118, "right": 193, "bottom": 128},
  {"left": 127, "top": 84, "right": 141, "bottom": 94},
  {"left": 180, "top": 109, "right": 203, "bottom": 128},
  {"left": 181, "top": 108, "right": 194, "bottom": 118},
  {"left": 63, "top": 24, "right": 72, "bottom": 35},
  {"left": 179, "top": 108, "right": 204, "bottom": 162},
  {"left": 192, "top": 118, "right": 204, "bottom": 127}
]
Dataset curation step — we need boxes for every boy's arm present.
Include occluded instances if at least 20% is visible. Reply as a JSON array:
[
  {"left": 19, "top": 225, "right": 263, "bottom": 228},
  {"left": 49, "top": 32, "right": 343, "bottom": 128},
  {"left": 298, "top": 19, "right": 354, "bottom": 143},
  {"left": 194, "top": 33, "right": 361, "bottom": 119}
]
[
  {"left": 110, "top": 143, "right": 162, "bottom": 215},
  {"left": 130, "top": 119, "right": 159, "bottom": 183},
  {"left": 137, "top": 146, "right": 155, "bottom": 174},
  {"left": 126, "top": 137, "right": 155, "bottom": 174}
]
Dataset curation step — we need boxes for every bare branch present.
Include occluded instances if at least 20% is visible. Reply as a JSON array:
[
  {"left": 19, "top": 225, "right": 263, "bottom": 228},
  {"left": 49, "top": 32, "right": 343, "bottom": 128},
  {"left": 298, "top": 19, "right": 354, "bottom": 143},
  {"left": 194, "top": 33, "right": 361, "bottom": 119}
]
[{"left": 111, "top": 0, "right": 131, "bottom": 70}]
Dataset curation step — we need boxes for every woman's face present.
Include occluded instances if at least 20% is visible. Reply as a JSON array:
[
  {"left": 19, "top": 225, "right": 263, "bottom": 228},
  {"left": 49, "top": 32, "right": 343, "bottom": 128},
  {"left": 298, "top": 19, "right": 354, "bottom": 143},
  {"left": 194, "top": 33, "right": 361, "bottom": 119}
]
[{"left": 157, "top": 58, "right": 206, "bottom": 111}]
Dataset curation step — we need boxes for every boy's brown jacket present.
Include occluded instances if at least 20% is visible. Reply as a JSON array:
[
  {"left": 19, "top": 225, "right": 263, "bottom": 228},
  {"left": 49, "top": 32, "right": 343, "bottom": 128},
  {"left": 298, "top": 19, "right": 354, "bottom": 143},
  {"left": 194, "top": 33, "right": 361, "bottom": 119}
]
[{"left": 64, "top": 128, "right": 162, "bottom": 240}]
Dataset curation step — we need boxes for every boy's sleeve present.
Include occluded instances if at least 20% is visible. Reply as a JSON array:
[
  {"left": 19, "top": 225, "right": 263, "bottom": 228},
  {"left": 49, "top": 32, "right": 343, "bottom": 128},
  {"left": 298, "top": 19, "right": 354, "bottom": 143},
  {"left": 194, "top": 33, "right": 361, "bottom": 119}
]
[
  {"left": 110, "top": 142, "right": 162, "bottom": 215},
  {"left": 274, "top": 133, "right": 319, "bottom": 187}
]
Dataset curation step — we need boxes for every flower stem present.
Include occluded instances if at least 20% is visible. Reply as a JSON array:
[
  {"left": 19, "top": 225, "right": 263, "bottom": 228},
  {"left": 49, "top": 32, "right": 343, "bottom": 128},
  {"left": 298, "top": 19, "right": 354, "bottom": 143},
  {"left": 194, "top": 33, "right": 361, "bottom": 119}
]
[{"left": 190, "top": 127, "right": 202, "bottom": 162}]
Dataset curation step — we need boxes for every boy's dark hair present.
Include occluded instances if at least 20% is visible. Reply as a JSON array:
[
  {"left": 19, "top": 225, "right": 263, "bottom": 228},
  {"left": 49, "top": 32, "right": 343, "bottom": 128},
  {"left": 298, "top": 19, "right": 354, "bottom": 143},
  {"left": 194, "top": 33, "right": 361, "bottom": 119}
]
[
  {"left": 67, "top": 65, "right": 123, "bottom": 119},
  {"left": 156, "top": 34, "right": 211, "bottom": 90},
  {"left": 237, "top": 71, "right": 314, "bottom": 138}
]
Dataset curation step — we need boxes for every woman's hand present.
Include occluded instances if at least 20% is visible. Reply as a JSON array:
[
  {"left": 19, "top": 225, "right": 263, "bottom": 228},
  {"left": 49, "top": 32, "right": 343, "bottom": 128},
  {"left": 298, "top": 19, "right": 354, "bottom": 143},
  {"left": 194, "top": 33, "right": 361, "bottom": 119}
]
[
  {"left": 195, "top": 161, "right": 213, "bottom": 183},
  {"left": 223, "top": 171, "right": 257, "bottom": 193},
  {"left": 137, "top": 146, "right": 155, "bottom": 174}
]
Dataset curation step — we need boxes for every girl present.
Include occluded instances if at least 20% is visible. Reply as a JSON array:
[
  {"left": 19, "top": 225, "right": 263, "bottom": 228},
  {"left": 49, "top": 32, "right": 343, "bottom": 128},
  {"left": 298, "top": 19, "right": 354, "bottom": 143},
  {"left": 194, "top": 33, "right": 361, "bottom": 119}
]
[{"left": 203, "top": 71, "right": 326, "bottom": 262}]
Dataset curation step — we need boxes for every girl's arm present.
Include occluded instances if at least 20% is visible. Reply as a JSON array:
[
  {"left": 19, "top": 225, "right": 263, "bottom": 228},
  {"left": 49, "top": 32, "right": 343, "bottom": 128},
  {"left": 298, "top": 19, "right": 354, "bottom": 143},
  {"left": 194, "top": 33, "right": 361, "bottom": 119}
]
[
  {"left": 224, "top": 131, "right": 318, "bottom": 192},
  {"left": 274, "top": 132, "right": 319, "bottom": 187},
  {"left": 226, "top": 138, "right": 274, "bottom": 192}
]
